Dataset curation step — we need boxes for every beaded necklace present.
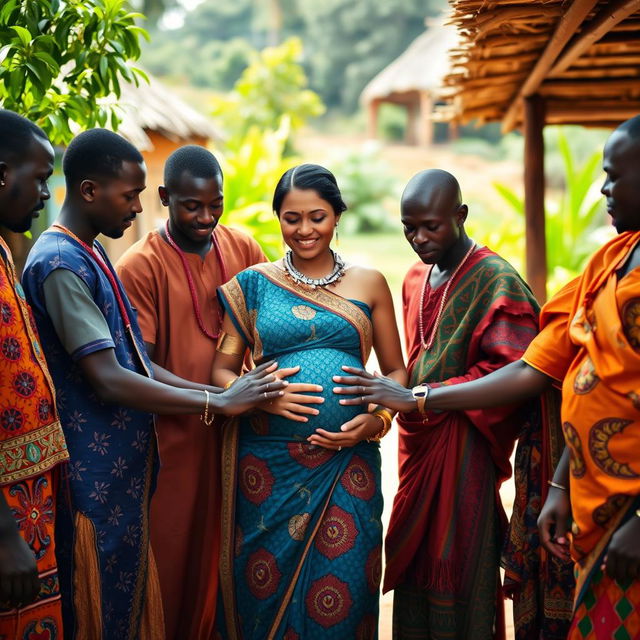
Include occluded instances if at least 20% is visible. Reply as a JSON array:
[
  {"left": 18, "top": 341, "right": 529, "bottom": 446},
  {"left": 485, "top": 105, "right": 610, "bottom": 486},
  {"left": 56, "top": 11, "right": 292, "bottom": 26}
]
[
  {"left": 51, "top": 223, "right": 132, "bottom": 328},
  {"left": 164, "top": 220, "right": 228, "bottom": 341},
  {"left": 283, "top": 249, "right": 345, "bottom": 289},
  {"left": 419, "top": 242, "right": 476, "bottom": 350}
]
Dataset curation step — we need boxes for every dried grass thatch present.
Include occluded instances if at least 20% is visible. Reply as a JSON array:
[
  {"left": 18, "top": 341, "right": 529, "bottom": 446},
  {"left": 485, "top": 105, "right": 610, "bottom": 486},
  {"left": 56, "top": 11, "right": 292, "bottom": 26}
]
[
  {"left": 444, "top": 0, "right": 640, "bottom": 131},
  {"left": 116, "top": 71, "right": 223, "bottom": 151},
  {"left": 361, "top": 15, "right": 459, "bottom": 104}
]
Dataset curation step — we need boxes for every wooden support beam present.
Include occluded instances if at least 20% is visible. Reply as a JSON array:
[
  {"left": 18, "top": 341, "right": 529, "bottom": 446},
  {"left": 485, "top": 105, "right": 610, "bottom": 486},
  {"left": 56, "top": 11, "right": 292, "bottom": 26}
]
[
  {"left": 501, "top": 0, "right": 599, "bottom": 133},
  {"left": 550, "top": 0, "right": 640, "bottom": 77},
  {"left": 523, "top": 95, "right": 547, "bottom": 304}
]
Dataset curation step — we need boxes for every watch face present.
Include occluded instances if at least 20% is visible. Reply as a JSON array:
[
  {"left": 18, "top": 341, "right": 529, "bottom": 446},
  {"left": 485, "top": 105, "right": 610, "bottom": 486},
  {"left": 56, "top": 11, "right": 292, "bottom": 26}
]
[{"left": 413, "top": 385, "right": 429, "bottom": 398}]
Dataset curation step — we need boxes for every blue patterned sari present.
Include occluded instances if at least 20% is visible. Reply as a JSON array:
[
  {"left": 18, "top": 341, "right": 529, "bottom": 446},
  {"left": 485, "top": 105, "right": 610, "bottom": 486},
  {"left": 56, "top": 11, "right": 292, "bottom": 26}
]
[{"left": 217, "top": 263, "right": 382, "bottom": 640}]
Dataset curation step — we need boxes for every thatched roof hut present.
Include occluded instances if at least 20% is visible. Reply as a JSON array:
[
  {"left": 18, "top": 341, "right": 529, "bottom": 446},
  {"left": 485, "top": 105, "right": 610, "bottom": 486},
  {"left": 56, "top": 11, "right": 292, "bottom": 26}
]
[
  {"left": 100, "top": 71, "right": 224, "bottom": 261},
  {"left": 361, "top": 16, "right": 458, "bottom": 146},
  {"left": 443, "top": 0, "right": 640, "bottom": 301}
]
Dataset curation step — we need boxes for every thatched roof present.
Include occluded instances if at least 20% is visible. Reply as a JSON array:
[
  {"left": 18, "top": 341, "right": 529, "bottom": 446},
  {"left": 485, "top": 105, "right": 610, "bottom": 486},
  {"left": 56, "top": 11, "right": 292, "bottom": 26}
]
[
  {"left": 116, "top": 71, "right": 223, "bottom": 151},
  {"left": 444, "top": 0, "right": 640, "bottom": 131},
  {"left": 361, "top": 16, "right": 459, "bottom": 104}
]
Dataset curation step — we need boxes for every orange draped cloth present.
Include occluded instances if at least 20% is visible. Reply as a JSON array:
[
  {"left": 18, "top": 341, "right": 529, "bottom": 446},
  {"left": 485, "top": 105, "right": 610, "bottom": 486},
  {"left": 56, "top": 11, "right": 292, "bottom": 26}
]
[
  {"left": 0, "top": 237, "right": 68, "bottom": 639},
  {"left": 117, "top": 225, "right": 265, "bottom": 640},
  {"left": 524, "top": 231, "right": 640, "bottom": 635}
]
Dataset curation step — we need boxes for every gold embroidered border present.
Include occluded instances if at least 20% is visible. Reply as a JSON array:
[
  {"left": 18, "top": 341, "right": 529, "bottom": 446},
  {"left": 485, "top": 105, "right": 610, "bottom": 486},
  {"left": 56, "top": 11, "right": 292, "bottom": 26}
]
[
  {"left": 219, "top": 417, "right": 241, "bottom": 640},
  {"left": 251, "top": 263, "right": 373, "bottom": 363},
  {"left": 219, "top": 278, "right": 254, "bottom": 348},
  {"left": 0, "top": 421, "right": 69, "bottom": 485}
]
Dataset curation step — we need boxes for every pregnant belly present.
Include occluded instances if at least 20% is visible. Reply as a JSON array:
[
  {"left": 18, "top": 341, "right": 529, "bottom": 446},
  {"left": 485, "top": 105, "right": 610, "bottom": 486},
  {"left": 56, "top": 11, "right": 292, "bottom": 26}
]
[{"left": 267, "top": 348, "right": 364, "bottom": 436}]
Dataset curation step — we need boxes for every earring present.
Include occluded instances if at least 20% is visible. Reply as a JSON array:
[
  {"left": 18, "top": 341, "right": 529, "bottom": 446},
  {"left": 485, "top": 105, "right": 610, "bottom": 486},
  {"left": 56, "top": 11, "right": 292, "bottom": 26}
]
[{"left": 335, "top": 225, "right": 340, "bottom": 247}]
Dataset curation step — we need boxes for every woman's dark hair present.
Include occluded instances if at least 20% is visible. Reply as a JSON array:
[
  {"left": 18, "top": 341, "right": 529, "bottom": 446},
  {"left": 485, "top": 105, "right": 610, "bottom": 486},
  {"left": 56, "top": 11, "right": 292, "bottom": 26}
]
[{"left": 272, "top": 164, "right": 347, "bottom": 216}]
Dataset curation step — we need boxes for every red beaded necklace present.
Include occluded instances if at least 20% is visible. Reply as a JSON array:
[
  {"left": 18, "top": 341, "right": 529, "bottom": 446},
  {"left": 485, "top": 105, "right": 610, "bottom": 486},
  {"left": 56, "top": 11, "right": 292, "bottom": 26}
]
[
  {"left": 163, "top": 220, "right": 228, "bottom": 341},
  {"left": 51, "top": 223, "right": 132, "bottom": 328},
  {"left": 418, "top": 242, "right": 476, "bottom": 350}
]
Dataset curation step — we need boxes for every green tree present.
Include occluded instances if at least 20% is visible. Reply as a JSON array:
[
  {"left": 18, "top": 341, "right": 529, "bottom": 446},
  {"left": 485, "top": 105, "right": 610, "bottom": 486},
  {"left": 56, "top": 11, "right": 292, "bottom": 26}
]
[
  {"left": 0, "top": 0, "right": 148, "bottom": 145},
  {"left": 212, "top": 37, "right": 324, "bottom": 145},
  {"left": 295, "top": 0, "right": 444, "bottom": 109}
]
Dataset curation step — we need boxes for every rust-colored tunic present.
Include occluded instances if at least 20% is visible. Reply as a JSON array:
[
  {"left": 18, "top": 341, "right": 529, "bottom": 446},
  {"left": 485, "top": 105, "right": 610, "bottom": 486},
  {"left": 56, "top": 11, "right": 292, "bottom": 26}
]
[{"left": 116, "top": 226, "right": 265, "bottom": 640}]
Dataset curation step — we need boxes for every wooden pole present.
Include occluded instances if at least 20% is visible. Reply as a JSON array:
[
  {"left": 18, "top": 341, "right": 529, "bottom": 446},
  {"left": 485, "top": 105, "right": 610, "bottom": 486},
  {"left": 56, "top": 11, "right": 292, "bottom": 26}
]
[
  {"left": 523, "top": 94, "right": 547, "bottom": 303},
  {"left": 367, "top": 99, "right": 380, "bottom": 140}
]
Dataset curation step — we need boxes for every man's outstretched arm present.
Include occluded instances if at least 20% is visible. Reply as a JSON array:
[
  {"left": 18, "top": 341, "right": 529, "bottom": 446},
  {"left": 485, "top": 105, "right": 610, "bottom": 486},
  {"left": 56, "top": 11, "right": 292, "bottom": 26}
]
[{"left": 333, "top": 359, "right": 553, "bottom": 413}]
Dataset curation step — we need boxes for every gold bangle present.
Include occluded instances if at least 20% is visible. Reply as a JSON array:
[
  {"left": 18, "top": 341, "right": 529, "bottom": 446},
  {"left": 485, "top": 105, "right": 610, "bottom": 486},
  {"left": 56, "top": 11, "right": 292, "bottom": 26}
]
[
  {"left": 368, "top": 408, "right": 393, "bottom": 442},
  {"left": 548, "top": 480, "right": 567, "bottom": 491},
  {"left": 217, "top": 332, "right": 245, "bottom": 356},
  {"left": 224, "top": 377, "right": 238, "bottom": 390},
  {"left": 201, "top": 389, "right": 214, "bottom": 427}
]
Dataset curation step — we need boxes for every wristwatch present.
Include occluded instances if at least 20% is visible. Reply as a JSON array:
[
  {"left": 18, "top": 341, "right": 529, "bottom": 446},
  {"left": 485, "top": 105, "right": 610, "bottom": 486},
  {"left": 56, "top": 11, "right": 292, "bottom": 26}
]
[{"left": 412, "top": 384, "right": 431, "bottom": 414}]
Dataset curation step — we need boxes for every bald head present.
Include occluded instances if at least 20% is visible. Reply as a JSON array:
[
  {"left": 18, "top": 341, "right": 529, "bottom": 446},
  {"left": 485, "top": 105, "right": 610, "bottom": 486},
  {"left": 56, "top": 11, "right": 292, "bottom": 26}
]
[
  {"left": 602, "top": 116, "right": 640, "bottom": 233},
  {"left": 616, "top": 114, "right": 640, "bottom": 141},
  {"left": 401, "top": 169, "right": 462, "bottom": 214},
  {"left": 400, "top": 169, "right": 468, "bottom": 265}
]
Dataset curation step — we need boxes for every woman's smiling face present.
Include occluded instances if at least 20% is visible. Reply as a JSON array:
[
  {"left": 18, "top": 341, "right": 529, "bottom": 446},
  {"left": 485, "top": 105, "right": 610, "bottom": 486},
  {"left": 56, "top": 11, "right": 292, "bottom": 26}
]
[{"left": 277, "top": 188, "right": 339, "bottom": 260}]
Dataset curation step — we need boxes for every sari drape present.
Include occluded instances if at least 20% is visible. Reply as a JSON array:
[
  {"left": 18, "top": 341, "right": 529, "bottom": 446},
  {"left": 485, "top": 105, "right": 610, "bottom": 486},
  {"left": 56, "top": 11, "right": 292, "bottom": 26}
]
[{"left": 217, "top": 264, "right": 382, "bottom": 640}]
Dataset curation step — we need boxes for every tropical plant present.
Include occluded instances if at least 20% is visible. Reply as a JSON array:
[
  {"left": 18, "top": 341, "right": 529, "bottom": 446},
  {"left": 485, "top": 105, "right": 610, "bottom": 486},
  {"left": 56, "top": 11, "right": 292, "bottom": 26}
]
[
  {"left": 492, "top": 128, "right": 612, "bottom": 296},
  {"left": 219, "top": 118, "right": 297, "bottom": 260},
  {"left": 327, "top": 143, "right": 399, "bottom": 234},
  {"left": 0, "top": 0, "right": 148, "bottom": 145},
  {"left": 211, "top": 37, "right": 324, "bottom": 146}
]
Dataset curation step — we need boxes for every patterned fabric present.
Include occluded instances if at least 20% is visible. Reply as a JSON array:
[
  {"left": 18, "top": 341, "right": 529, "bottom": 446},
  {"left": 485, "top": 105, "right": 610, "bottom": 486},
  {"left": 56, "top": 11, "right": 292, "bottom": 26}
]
[
  {"left": 0, "top": 471, "right": 63, "bottom": 640},
  {"left": 22, "top": 229, "right": 159, "bottom": 640},
  {"left": 569, "top": 569, "right": 640, "bottom": 640},
  {"left": 387, "top": 248, "right": 542, "bottom": 640},
  {"left": 502, "top": 388, "right": 575, "bottom": 639},
  {"left": 0, "top": 238, "right": 66, "bottom": 639},
  {"left": 0, "top": 238, "right": 67, "bottom": 485},
  {"left": 523, "top": 231, "right": 640, "bottom": 620},
  {"left": 217, "top": 264, "right": 381, "bottom": 639}
]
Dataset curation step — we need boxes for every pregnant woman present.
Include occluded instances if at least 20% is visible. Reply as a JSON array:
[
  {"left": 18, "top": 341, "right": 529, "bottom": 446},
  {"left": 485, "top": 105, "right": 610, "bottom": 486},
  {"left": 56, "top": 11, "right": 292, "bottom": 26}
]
[{"left": 213, "top": 164, "right": 406, "bottom": 639}]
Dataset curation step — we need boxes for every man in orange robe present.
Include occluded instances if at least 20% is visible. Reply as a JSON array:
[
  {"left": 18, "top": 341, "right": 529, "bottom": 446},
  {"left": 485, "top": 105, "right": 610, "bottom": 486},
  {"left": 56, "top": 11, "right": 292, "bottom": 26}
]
[
  {"left": 0, "top": 109, "right": 69, "bottom": 638},
  {"left": 116, "top": 146, "right": 266, "bottom": 639}
]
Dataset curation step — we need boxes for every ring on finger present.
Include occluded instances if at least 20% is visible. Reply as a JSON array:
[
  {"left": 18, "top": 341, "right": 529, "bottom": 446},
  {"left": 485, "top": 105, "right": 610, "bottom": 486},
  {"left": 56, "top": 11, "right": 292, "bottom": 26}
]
[{"left": 338, "top": 446, "right": 342, "bottom": 451}]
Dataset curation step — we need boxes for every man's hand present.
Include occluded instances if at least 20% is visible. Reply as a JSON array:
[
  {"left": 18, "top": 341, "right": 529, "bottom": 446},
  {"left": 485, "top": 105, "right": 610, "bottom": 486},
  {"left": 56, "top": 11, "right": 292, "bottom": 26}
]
[
  {"left": 602, "top": 515, "right": 640, "bottom": 583},
  {"left": 537, "top": 486, "right": 572, "bottom": 562},
  {"left": 0, "top": 519, "right": 40, "bottom": 609},
  {"left": 333, "top": 366, "right": 415, "bottom": 412},
  {"left": 307, "top": 413, "right": 383, "bottom": 450},
  {"left": 218, "top": 361, "right": 286, "bottom": 416}
]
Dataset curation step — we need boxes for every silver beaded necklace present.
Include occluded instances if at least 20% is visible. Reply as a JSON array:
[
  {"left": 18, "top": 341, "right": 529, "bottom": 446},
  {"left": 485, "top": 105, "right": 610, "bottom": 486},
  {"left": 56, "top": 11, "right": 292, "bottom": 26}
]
[{"left": 283, "top": 249, "right": 346, "bottom": 289}]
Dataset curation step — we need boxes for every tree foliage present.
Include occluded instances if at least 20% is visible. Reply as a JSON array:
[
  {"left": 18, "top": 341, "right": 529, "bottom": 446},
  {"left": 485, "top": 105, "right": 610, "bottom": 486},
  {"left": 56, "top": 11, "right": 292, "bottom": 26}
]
[
  {"left": 212, "top": 38, "right": 324, "bottom": 143},
  {"left": 141, "top": 0, "right": 445, "bottom": 110},
  {"left": 0, "top": 0, "right": 149, "bottom": 145}
]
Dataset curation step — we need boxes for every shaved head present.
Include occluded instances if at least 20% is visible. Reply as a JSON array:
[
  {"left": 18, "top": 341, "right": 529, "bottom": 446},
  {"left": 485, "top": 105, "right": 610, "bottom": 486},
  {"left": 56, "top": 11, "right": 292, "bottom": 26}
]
[
  {"left": 400, "top": 169, "right": 469, "bottom": 265},
  {"left": 401, "top": 169, "right": 462, "bottom": 213},
  {"left": 616, "top": 114, "right": 640, "bottom": 141},
  {"left": 601, "top": 116, "right": 640, "bottom": 233}
]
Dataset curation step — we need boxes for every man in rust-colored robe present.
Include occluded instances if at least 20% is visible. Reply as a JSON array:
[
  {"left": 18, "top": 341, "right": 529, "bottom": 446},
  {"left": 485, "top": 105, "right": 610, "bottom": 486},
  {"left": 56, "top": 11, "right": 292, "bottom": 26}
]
[{"left": 117, "top": 146, "right": 265, "bottom": 639}]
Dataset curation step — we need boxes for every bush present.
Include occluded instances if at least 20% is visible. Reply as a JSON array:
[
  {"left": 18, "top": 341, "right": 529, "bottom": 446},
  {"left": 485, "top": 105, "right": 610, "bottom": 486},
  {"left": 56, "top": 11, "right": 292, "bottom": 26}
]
[{"left": 326, "top": 142, "right": 400, "bottom": 234}]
